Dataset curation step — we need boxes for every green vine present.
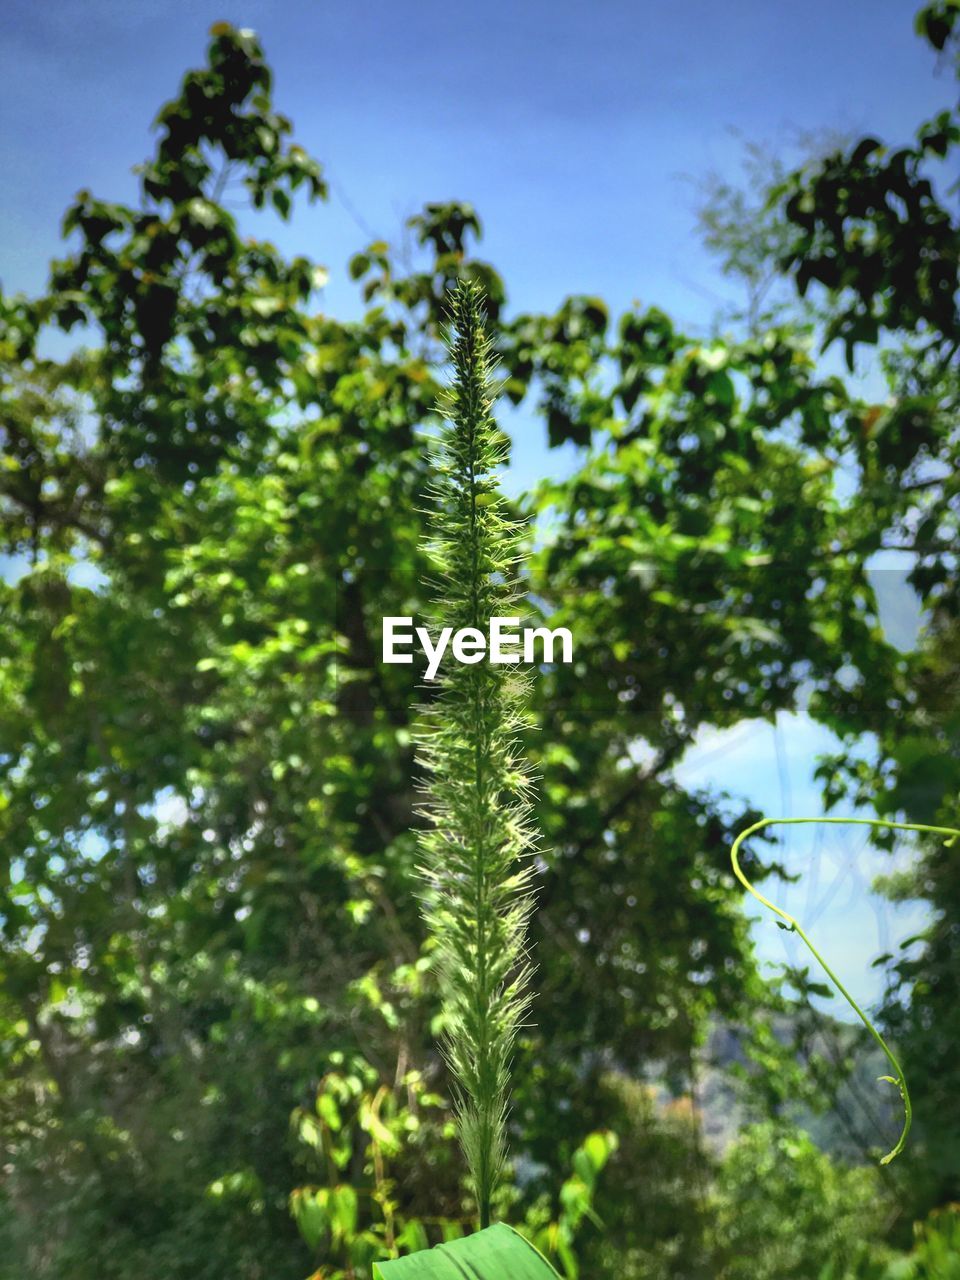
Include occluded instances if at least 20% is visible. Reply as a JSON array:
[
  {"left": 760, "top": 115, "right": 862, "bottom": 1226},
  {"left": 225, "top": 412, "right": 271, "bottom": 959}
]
[
  {"left": 731, "top": 816, "right": 960, "bottom": 1164},
  {"left": 415, "top": 281, "right": 538, "bottom": 1227}
]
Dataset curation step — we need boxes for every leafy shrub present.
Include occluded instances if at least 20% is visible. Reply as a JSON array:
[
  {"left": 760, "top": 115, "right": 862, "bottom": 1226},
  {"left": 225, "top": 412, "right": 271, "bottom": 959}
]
[{"left": 712, "top": 1123, "right": 885, "bottom": 1280}]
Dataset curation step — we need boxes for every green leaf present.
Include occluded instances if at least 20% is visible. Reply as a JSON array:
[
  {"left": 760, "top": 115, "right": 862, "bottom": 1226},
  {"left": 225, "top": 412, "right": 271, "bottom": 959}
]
[{"left": 373, "top": 1224, "right": 561, "bottom": 1280}]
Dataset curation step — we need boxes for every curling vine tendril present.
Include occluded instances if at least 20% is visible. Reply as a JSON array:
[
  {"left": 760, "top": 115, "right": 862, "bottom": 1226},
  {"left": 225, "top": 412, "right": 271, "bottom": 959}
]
[{"left": 731, "top": 816, "right": 960, "bottom": 1165}]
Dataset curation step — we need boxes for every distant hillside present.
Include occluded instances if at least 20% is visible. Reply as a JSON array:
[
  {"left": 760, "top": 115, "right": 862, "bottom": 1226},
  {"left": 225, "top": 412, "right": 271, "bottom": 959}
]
[{"left": 692, "top": 1013, "right": 900, "bottom": 1162}]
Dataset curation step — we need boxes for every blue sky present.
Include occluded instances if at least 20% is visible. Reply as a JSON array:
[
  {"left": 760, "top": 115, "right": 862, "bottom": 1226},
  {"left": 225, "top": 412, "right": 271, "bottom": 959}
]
[
  {"left": 1, "top": 0, "right": 945, "bottom": 1009},
  {"left": 1, "top": 0, "right": 949, "bottom": 326}
]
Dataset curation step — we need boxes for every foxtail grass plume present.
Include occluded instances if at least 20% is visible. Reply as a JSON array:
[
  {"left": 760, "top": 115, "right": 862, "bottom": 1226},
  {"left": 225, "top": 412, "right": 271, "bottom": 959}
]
[{"left": 414, "top": 281, "right": 539, "bottom": 1228}]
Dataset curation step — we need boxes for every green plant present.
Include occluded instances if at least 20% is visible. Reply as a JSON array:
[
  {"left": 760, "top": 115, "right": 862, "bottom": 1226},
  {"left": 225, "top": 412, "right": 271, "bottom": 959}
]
[
  {"left": 837, "top": 1206, "right": 960, "bottom": 1278},
  {"left": 892, "top": 1206, "right": 960, "bottom": 1278},
  {"left": 289, "top": 1054, "right": 464, "bottom": 1275},
  {"left": 732, "top": 816, "right": 960, "bottom": 1163},
  {"left": 517, "top": 1129, "right": 618, "bottom": 1279},
  {"left": 414, "top": 281, "right": 539, "bottom": 1227}
]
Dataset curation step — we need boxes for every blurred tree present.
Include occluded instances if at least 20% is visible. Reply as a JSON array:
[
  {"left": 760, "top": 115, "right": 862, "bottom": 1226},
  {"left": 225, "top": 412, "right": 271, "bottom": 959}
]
[
  {"left": 755, "top": 0, "right": 960, "bottom": 1231},
  {"left": 712, "top": 1123, "right": 886, "bottom": 1280}
]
